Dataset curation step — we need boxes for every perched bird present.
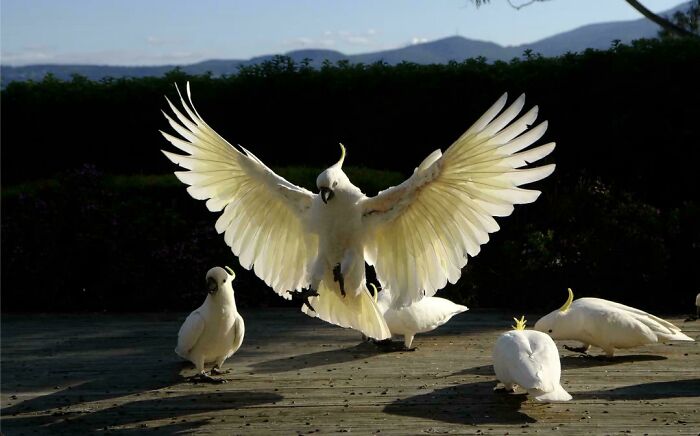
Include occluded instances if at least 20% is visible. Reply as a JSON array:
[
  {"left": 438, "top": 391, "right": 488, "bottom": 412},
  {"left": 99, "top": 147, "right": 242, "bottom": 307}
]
[
  {"left": 534, "top": 288, "right": 694, "bottom": 357},
  {"left": 370, "top": 284, "right": 468, "bottom": 349},
  {"left": 175, "top": 266, "right": 245, "bottom": 383},
  {"left": 696, "top": 293, "right": 700, "bottom": 318},
  {"left": 493, "top": 316, "right": 572, "bottom": 402},
  {"left": 161, "top": 83, "right": 555, "bottom": 339}
]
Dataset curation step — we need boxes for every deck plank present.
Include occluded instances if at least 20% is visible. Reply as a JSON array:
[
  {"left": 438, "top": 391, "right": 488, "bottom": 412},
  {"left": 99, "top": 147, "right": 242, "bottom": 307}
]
[{"left": 1, "top": 310, "right": 698, "bottom": 435}]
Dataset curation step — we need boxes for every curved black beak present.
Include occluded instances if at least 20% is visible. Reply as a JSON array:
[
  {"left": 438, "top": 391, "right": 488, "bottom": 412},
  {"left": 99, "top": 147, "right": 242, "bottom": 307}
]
[
  {"left": 207, "top": 277, "right": 218, "bottom": 294},
  {"left": 320, "top": 187, "right": 334, "bottom": 204}
]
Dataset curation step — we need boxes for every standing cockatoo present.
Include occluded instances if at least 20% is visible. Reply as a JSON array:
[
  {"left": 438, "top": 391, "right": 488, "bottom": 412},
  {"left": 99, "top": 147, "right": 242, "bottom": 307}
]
[
  {"left": 493, "top": 316, "right": 572, "bottom": 402},
  {"left": 161, "top": 83, "right": 556, "bottom": 339},
  {"left": 371, "top": 284, "right": 468, "bottom": 349},
  {"left": 176, "top": 266, "right": 245, "bottom": 383},
  {"left": 695, "top": 292, "right": 700, "bottom": 318},
  {"left": 534, "top": 288, "right": 694, "bottom": 357}
]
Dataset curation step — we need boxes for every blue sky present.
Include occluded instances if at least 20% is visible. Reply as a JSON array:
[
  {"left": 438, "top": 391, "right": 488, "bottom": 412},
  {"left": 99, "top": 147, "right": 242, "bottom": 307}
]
[{"left": 1, "top": 0, "right": 685, "bottom": 66}]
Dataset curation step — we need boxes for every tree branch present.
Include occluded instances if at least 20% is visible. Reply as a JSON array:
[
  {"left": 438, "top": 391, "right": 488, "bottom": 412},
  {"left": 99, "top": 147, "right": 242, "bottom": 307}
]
[{"left": 624, "top": 0, "right": 699, "bottom": 39}]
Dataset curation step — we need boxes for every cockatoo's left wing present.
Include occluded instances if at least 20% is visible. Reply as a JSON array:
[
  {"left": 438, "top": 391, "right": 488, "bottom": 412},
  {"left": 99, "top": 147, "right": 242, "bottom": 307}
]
[
  {"left": 161, "top": 83, "right": 318, "bottom": 297},
  {"left": 361, "top": 94, "right": 555, "bottom": 307}
]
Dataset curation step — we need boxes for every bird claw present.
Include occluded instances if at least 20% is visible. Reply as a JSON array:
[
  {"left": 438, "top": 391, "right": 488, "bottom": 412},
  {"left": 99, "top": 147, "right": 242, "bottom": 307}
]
[
  {"left": 333, "top": 263, "right": 346, "bottom": 297},
  {"left": 211, "top": 367, "right": 228, "bottom": 375},
  {"left": 371, "top": 339, "right": 414, "bottom": 352},
  {"left": 188, "top": 373, "right": 227, "bottom": 384},
  {"left": 564, "top": 345, "right": 590, "bottom": 355},
  {"left": 289, "top": 289, "right": 319, "bottom": 312}
]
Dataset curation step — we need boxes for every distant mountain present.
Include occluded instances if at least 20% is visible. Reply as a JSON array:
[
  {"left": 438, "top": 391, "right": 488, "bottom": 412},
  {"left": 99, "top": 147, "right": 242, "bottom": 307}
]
[{"left": 1, "top": 2, "right": 690, "bottom": 86}]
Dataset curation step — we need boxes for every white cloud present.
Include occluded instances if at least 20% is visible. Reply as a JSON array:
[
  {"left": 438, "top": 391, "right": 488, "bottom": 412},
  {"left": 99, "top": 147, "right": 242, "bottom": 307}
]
[
  {"left": 1, "top": 47, "right": 217, "bottom": 66},
  {"left": 146, "top": 36, "right": 183, "bottom": 46},
  {"left": 411, "top": 37, "right": 428, "bottom": 45},
  {"left": 284, "top": 29, "right": 380, "bottom": 51}
]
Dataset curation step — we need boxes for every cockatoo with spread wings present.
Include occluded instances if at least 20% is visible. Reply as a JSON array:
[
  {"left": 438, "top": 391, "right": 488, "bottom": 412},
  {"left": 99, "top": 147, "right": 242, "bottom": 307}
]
[{"left": 161, "top": 83, "right": 556, "bottom": 340}]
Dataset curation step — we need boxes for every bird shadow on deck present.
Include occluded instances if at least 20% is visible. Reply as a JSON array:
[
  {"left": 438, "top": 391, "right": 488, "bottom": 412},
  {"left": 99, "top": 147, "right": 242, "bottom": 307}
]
[
  {"left": 250, "top": 340, "right": 390, "bottom": 373},
  {"left": 559, "top": 353, "right": 667, "bottom": 369},
  {"left": 1, "top": 326, "right": 184, "bottom": 419},
  {"left": 384, "top": 380, "right": 536, "bottom": 426},
  {"left": 1, "top": 390, "right": 284, "bottom": 435},
  {"left": 572, "top": 378, "right": 700, "bottom": 401}
]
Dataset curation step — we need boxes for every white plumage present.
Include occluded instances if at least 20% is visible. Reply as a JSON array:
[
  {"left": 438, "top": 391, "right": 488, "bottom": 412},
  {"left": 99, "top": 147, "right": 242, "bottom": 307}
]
[
  {"left": 696, "top": 292, "right": 700, "bottom": 318},
  {"left": 534, "top": 289, "right": 694, "bottom": 357},
  {"left": 176, "top": 267, "right": 245, "bottom": 382},
  {"left": 493, "top": 317, "right": 572, "bottom": 402},
  {"left": 161, "top": 84, "right": 555, "bottom": 338},
  {"left": 372, "top": 285, "right": 468, "bottom": 348}
]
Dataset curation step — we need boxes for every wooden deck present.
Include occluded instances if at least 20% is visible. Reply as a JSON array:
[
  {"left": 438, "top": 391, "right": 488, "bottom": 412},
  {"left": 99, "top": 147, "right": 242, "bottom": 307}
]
[{"left": 1, "top": 309, "right": 698, "bottom": 435}]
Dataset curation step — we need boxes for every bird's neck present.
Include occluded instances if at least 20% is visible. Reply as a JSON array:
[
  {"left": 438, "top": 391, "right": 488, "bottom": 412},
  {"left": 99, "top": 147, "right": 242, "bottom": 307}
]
[{"left": 206, "top": 291, "right": 237, "bottom": 311}]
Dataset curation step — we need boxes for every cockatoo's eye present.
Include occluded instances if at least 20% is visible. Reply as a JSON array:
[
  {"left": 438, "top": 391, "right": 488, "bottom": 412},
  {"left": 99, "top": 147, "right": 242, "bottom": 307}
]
[
  {"left": 548, "top": 329, "right": 553, "bottom": 333},
  {"left": 332, "top": 181, "right": 338, "bottom": 188}
]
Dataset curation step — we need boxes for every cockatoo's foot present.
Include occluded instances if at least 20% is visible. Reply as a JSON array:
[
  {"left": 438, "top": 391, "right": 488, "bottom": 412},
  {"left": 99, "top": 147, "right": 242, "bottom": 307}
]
[
  {"left": 371, "top": 339, "right": 414, "bottom": 352},
  {"left": 332, "top": 263, "right": 346, "bottom": 297},
  {"left": 494, "top": 386, "right": 515, "bottom": 394},
  {"left": 188, "top": 373, "right": 227, "bottom": 384},
  {"left": 289, "top": 289, "right": 320, "bottom": 312},
  {"left": 564, "top": 345, "right": 590, "bottom": 355},
  {"left": 211, "top": 366, "right": 229, "bottom": 375}
]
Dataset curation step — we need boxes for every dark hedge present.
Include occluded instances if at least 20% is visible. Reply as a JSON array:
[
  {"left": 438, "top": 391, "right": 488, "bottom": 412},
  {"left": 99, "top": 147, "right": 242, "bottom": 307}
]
[{"left": 2, "top": 38, "right": 699, "bottom": 313}]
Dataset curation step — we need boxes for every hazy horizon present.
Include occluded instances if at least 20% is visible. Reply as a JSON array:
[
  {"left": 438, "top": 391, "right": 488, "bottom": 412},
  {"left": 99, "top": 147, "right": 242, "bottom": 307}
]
[{"left": 1, "top": 0, "right": 686, "bottom": 67}]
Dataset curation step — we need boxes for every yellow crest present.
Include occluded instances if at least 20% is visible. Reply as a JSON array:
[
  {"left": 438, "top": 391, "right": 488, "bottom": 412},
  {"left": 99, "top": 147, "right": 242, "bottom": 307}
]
[
  {"left": 334, "top": 143, "right": 346, "bottom": 168},
  {"left": 224, "top": 266, "right": 235, "bottom": 278},
  {"left": 369, "top": 283, "right": 378, "bottom": 303},
  {"left": 512, "top": 315, "right": 527, "bottom": 330},
  {"left": 559, "top": 288, "right": 574, "bottom": 312}
]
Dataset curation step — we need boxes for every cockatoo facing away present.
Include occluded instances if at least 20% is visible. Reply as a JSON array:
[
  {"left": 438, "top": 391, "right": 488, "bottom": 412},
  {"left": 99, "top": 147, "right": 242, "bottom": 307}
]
[
  {"left": 371, "top": 284, "right": 468, "bottom": 349},
  {"left": 176, "top": 266, "right": 245, "bottom": 383},
  {"left": 161, "top": 83, "right": 556, "bottom": 339},
  {"left": 493, "top": 316, "right": 572, "bottom": 402},
  {"left": 534, "top": 288, "right": 694, "bottom": 357}
]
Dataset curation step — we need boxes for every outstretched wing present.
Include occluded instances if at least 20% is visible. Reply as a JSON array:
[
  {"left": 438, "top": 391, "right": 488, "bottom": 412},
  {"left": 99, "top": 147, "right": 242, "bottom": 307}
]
[
  {"left": 161, "top": 83, "right": 318, "bottom": 297},
  {"left": 361, "top": 94, "right": 555, "bottom": 307}
]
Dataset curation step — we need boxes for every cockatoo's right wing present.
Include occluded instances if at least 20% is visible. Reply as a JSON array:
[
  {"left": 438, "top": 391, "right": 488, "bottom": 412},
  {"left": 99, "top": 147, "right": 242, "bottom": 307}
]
[
  {"left": 361, "top": 93, "right": 555, "bottom": 307},
  {"left": 161, "top": 83, "right": 318, "bottom": 297},
  {"left": 176, "top": 311, "right": 205, "bottom": 358}
]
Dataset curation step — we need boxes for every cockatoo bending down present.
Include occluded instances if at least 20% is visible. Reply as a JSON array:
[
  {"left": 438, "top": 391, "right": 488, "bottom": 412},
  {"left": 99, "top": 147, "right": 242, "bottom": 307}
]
[
  {"left": 370, "top": 284, "right": 468, "bottom": 350},
  {"left": 493, "top": 316, "right": 572, "bottom": 402},
  {"left": 534, "top": 288, "right": 694, "bottom": 357},
  {"left": 161, "top": 83, "right": 556, "bottom": 340},
  {"left": 175, "top": 266, "right": 245, "bottom": 383}
]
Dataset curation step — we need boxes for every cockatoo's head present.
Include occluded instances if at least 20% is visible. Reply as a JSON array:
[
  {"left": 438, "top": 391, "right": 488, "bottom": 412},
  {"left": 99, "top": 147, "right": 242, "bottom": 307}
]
[
  {"left": 316, "top": 144, "right": 351, "bottom": 204},
  {"left": 206, "top": 266, "right": 235, "bottom": 296},
  {"left": 534, "top": 288, "right": 576, "bottom": 339}
]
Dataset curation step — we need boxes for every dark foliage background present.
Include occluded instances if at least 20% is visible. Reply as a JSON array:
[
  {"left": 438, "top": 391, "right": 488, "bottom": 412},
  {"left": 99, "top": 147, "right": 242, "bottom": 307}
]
[{"left": 2, "top": 38, "right": 699, "bottom": 313}]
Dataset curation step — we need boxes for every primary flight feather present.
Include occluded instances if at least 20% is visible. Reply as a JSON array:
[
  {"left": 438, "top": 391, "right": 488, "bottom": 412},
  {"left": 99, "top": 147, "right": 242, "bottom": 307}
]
[{"left": 161, "top": 83, "right": 555, "bottom": 338}]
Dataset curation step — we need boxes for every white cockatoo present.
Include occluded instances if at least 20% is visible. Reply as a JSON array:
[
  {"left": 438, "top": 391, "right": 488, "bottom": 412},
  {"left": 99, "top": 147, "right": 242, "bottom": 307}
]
[
  {"left": 370, "top": 284, "right": 468, "bottom": 349},
  {"left": 493, "top": 316, "right": 572, "bottom": 402},
  {"left": 534, "top": 288, "right": 694, "bottom": 357},
  {"left": 161, "top": 83, "right": 555, "bottom": 339},
  {"left": 696, "top": 292, "right": 700, "bottom": 318},
  {"left": 175, "top": 266, "right": 245, "bottom": 383}
]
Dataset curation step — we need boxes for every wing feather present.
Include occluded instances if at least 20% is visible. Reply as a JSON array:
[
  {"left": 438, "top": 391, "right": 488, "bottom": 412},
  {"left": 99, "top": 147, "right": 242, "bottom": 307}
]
[
  {"left": 161, "top": 83, "right": 318, "bottom": 297},
  {"left": 362, "top": 93, "right": 555, "bottom": 306}
]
